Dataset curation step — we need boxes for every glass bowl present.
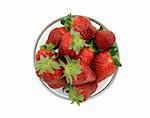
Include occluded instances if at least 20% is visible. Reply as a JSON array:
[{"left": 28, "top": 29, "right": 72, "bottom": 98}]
[{"left": 33, "top": 15, "right": 119, "bottom": 100}]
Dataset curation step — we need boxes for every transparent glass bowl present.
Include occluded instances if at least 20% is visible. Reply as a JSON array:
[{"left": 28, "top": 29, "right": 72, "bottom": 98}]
[{"left": 33, "top": 15, "right": 118, "bottom": 100}]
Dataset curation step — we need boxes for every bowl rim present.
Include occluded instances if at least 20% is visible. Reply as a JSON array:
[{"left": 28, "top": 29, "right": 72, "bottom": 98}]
[{"left": 33, "top": 15, "right": 119, "bottom": 100}]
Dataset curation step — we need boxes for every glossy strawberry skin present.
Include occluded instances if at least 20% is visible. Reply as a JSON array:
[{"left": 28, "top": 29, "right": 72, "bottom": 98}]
[
  {"left": 41, "top": 68, "right": 62, "bottom": 82},
  {"left": 36, "top": 49, "right": 53, "bottom": 61},
  {"left": 78, "top": 47, "right": 94, "bottom": 66},
  {"left": 96, "top": 31, "right": 115, "bottom": 50},
  {"left": 37, "top": 66, "right": 66, "bottom": 89},
  {"left": 47, "top": 78, "right": 67, "bottom": 89},
  {"left": 93, "top": 51, "right": 116, "bottom": 83},
  {"left": 73, "top": 16, "right": 96, "bottom": 40},
  {"left": 72, "top": 64, "right": 96, "bottom": 85},
  {"left": 46, "top": 27, "right": 66, "bottom": 47},
  {"left": 42, "top": 68, "right": 67, "bottom": 89},
  {"left": 75, "top": 81, "right": 97, "bottom": 100},
  {"left": 58, "top": 32, "right": 77, "bottom": 58}
]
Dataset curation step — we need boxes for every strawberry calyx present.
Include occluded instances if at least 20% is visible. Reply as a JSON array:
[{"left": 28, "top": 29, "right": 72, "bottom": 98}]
[
  {"left": 86, "top": 39, "right": 103, "bottom": 54},
  {"left": 63, "top": 85, "right": 84, "bottom": 106},
  {"left": 35, "top": 55, "right": 60, "bottom": 75},
  {"left": 109, "top": 43, "right": 122, "bottom": 67},
  {"left": 40, "top": 43, "right": 55, "bottom": 54},
  {"left": 61, "top": 13, "right": 73, "bottom": 32},
  {"left": 69, "top": 29, "right": 85, "bottom": 55},
  {"left": 85, "top": 40, "right": 96, "bottom": 52},
  {"left": 95, "top": 48, "right": 103, "bottom": 54},
  {"left": 59, "top": 56, "right": 81, "bottom": 84}
]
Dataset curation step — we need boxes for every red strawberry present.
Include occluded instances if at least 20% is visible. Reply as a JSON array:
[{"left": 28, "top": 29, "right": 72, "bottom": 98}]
[
  {"left": 96, "top": 30, "right": 115, "bottom": 50},
  {"left": 59, "top": 56, "right": 96, "bottom": 85},
  {"left": 73, "top": 16, "right": 96, "bottom": 40},
  {"left": 63, "top": 82, "right": 97, "bottom": 105},
  {"left": 47, "top": 78, "right": 66, "bottom": 89},
  {"left": 59, "top": 30, "right": 85, "bottom": 58},
  {"left": 93, "top": 50, "right": 121, "bottom": 83},
  {"left": 78, "top": 47, "right": 94, "bottom": 66},
  {"left": 75, "top": 82, "right": 97, "bottom": 101},
  {"left": 43, "top": 68, "right": 66, "bottom": 89},
  {"left": 58, "top": 32, "right": 76, "bottom": 58},
  {"left": 35, "top": 50, "right": 66, "bottom": 89},
  {"left": 61, "top": 15, "right": 96, "bottom": 40},
  {"left": 36, "top": 48, "right": 53, "bottom": 61},
  {"left": 36, "top": 43, "right": 56, "bottom": 61},
  {"left": 37, "top": 67, "right": 66, "bottom": 89},
  {"left": 73, "top": 64, "right": 96, "bottom": 85},
  {"left": 77, "top": 40, "right": 95, "bottom": 66},
  {"left": 46, "top": 27, "right": 66, "bottom": 47}
]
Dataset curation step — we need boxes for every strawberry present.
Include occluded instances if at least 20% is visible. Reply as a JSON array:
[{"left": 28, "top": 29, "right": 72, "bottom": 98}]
[
  {"left": 35, "top": 49, "right": 66, "bottom": 89},
  {"left": 63, "top": 82, "right": 97, "bottom": 105},
  {"left": 46, "top": 27, "right": 66, "bottom": 47},
  {"left": 78, "top": 47, "right": 94, "bottom": 66},
  {"left": 47, "top": 77, "right": 66, "bottom": 89},
  {"left": 36, "top": 43, "right": 56, "bottom": 61},
  {"left": 61, "top": 14, "right": 96, "bottom": 40},
  {"left": 77, "top": 40, "right": 95, "bottom": 66},
  {"left": 37, "top": 67, "right": 66, "bottom": 89},
  {"left": 59, "top": 56, "right": 96, "bottom": 85},
  {"left": 95, "top": 30, "right": 116, "bottom": 50},
  {"left": 73, "top": 16, "right": 96, "bottom": 40},
  {"left": 36, "top": 48, "right": 53, "bottom": 61},
  {"left": 93, "top": 45, "right": 121, "bottom": 82},
  {"left": 58, "top": 30, "right": 85, "bottom": 58},
  {"left": 43, "top": 67, "right": 66, "bottom": 89}
]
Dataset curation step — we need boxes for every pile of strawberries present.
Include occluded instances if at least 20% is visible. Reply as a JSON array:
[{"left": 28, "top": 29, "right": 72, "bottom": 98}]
[{"left": 35, "top": 14, "right": 121, "bottom": 105}]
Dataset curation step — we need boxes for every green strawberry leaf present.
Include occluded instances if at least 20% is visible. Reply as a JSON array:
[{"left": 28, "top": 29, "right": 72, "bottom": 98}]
[
  {"left": 50, "top": 61, "right": 60, "bottom": 69},
  {"left": 95, "top": 48, "right": 103, "bottom": 54},
  {"left": 69, "top": 42, "right": 74, "bottom": 50},
  {"left": 72, "top": 59, "right": 80, "bottom": 66},
  {"left": 85, "top": 40, "right": 92, "bottom": 44},
  {"left": 72, "top": 74, "right": 77, "bottom": 80},
  {"left": 59, "top": 59, "right": 66, "bottom": 68},
  {"left": 112, "top": 57, "right": 122, "bottom": 67},
  {"left": 63, "top": 85, "right": 84, "bottom": 106},
  {"left": 110, "top": 47, "right": 118, "bottom": 56},
  {"left": 47, "top": 66, "right": 54, "bottom": 74},
  {"left": 108, "top": 43, "right": 122, "bottom": 67},
  {"left": 60, "top": 13, "right": 73, "bottom": 32},
  {"left": 35, "top": 55, "right": 60, "bottom": 75},
  {"left": 69, "top": 29, "right": 85, "bottom": 55},
  {"left": 85, "top": 38, "right": 103, "bottom": 54},
  {"left": 109, "top": 43, "right": 118, "bottom": 56},
  {"left": 72, "top": 66, "right": 80, "bottom": 79},
  {"left": 68, "top": 86, "right": 84, "bottom": 106},
  {"left": 65, "top": 56, "right": 71, "bottom": 63},
  {"left": 40, "top": 43, "right": 55, "bottom": 54},
  {"left": 39, "top": 69, "right": 45, "bottom": 75},
  {"left": 60, "top": 57, "right": 81, "bottom": 84},
  {"left": 40, "top": 55, "right": 45, "bottom": 61}
]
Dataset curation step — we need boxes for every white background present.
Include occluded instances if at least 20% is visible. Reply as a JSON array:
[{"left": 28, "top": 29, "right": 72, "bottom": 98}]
[{"left": 0, "top": 0, "right": 150, "bottom": 118}]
